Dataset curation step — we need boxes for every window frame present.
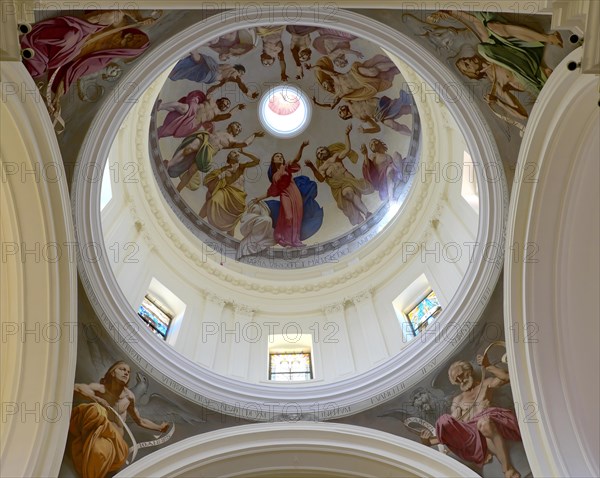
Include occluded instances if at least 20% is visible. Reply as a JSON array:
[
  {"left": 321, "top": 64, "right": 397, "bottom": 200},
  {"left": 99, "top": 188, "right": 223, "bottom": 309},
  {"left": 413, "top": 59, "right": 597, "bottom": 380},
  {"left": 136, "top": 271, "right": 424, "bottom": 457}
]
[
  {"left": 268, "top": 352, "right": 314, "bottom": 381},
  {"left": 137, "top": 294, "right": 174, "bottom": 340},
  {"left": 405, "top": 289, "right": 442, "bottom": 337}
]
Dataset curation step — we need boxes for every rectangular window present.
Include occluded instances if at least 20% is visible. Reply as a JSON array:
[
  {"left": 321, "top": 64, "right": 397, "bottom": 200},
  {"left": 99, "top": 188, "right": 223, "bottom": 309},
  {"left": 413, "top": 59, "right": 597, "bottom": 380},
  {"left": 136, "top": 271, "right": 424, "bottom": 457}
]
[
  {"left": 138, "top": 294, "right": 173, "bottom": 340},
  {"left": 269, "top": 353, "right": 313, "bottom": 381},
  {"left": 406, "top": 290, "right": 441, "bottom": 336}
]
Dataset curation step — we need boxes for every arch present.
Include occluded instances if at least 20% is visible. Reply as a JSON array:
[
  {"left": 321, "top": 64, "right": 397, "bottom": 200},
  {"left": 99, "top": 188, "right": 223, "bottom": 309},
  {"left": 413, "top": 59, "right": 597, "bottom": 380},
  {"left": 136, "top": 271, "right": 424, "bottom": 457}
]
[
  {"left": 116, "top": 422, "right": 478, "bottom": 477},
  {"left": 0, "top": 62, "right": 77, "bottom": 477},
  {"left": 505, "top": 47, "right": 599, "bottom": 477}
]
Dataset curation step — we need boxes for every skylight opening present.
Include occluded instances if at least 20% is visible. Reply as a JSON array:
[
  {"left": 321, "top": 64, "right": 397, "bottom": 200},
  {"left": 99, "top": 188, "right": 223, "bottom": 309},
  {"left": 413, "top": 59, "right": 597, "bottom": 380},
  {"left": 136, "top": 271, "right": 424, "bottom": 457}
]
[{"left": 258, "top": 85, "right": 312, "bottom": 138}]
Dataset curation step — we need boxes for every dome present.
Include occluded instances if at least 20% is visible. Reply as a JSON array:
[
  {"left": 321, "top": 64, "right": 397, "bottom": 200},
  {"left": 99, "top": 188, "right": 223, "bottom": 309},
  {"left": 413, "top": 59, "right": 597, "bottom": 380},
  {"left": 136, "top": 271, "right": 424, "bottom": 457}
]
[
  {"left": 149, "top": 24, "right": 421, "bottom": 270},
  {"left": 73, "top": 9, "right": 506, "bottom": 419}
]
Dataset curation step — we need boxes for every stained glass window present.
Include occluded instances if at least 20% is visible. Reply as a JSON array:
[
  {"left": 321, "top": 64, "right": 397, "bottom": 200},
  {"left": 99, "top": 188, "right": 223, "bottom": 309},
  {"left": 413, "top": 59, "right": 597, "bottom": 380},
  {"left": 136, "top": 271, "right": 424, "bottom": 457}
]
[
  {"left": 406, "top": 290, "right": 441, "bottom": 336},
  {"left": 138, "top": 294, "right": 173, "bottom": 340},
  {"left": 269, "top": 353, "right": 313, "bottom": 381}
]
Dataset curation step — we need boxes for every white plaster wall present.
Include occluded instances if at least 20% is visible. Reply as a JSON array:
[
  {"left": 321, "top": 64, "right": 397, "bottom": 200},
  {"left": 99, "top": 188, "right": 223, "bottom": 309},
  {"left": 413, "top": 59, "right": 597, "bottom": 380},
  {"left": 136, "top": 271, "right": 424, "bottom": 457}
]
[{"left": 100, "top": 80, "right": 478, "bottom": 386}]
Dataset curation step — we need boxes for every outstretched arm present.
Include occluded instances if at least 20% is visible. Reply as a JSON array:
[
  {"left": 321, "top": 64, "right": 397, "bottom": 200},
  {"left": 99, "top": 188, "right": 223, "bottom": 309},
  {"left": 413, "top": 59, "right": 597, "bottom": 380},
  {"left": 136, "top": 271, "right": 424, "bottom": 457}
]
[
  {"left": 338, "top": 124, "right": 353, "bottom": 160},
  {"left": 122, "top": 9, "right": 161, "bottom": 25},
  {"left": 239, "top": 148, "right": 261, "bottom": 168},
  {"left": 233, "top": 77, "right": 258, "bottom": 99},
  {"left": 291, "top": 46, "right": 305, "bottom": 79},
  {"left": 292, "top": 140, "right": 309, "bottom": 164},
  {"left": 429, "top": 10, "right": 489, "bottom": 42},
  {"left": 359, "top": 116, "right": 381, "bottom": 134},
  {"left": 308, "top": 64, "right": 339, "bottom": 77},
  {"left": 329, "top": 96, "right": 342, "bottom": 110},
  {"left": 477, "top": 354, "right": 509, "bottom": 388},
  {"left": 278, "top": 47, "right": 288, "bottom": 82},
  {"left": 127, "top": 393, "right": 169, "bottom": 433},
  {"left": 212, "top": 103, "right": 246, "bottom": 122},
  {"left": 360, "top": 143, "right": 372, "bottom": 162},
  {"left": 225, "top": 131, "right": 265, "bottom": 149},
  {"left": 206, "top": 78, "right": 227, "bottom": 96},
  {"left": 304, "top": 160, "right": 325, "bottom": 182},
  {"left": 487, "top": 81, "right": 528, "bottom": 121},
  {"left": 291, "top": 45, "right": 302, "bottom": 66}
]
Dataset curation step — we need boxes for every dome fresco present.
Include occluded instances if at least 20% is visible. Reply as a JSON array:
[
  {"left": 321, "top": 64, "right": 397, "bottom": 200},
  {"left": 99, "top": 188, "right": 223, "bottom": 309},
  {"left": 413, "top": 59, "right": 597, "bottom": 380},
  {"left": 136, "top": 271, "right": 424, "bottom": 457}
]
[{"left": 149, "top": 25, "right": 421, "bottom": 269}]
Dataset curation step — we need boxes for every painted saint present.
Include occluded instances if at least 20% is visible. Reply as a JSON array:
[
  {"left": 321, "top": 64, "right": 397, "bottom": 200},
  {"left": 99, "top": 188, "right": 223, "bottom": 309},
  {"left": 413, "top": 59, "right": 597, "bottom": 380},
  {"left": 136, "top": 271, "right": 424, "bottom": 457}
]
[
  {"left": 199, "top": 149, "right": 261, "bottom": 236},
  {"left": 156, "top": 91, "right": 245, "bottom": 139},
  {"left": 70, "top": 361, "right": 169, "bottom": 478},
  {"left": 305, "top": 125, "right": 374, "bottom": 226},
  {"left": 420, "top": 356, "right": 522, "bottom": 478}
]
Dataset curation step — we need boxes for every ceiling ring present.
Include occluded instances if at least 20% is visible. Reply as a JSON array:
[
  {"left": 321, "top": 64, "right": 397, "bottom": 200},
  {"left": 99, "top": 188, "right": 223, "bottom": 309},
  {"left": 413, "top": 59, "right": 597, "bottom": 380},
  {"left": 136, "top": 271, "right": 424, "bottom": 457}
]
[{"left": 72, "top": 8, "right": 508, "bottom": 419}]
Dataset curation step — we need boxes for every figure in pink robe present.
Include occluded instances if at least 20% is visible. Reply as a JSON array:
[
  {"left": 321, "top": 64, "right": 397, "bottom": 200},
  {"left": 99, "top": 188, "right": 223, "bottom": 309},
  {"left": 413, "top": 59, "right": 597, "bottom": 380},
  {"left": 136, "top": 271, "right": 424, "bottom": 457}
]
[
  {"left": 435, "top": 407, "right": 522, "bottom": 467},
  {"left": 20, "top": 14, "right": 150, "bottom": 98},
  {"left": 156, "top": 92, "right": 244, "bottom": 139},
  {"left": 361, "top": 139, "right": 404, "bottom": 202},
  {"left": 157, "top": 91, "right": 210, "bottom": 138}
]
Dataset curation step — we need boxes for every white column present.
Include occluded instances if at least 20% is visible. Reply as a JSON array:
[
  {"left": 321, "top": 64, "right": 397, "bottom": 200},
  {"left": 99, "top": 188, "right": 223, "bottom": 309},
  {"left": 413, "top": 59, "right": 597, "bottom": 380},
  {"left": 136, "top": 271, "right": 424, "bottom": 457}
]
[
  {"left": 227, "top": 304, "right": 255, "bottom": 380},
  {"left": 351, "top": 290, "right": 388, "bottom": 365},
  {"left": 173, "top": 293, "right": 206, "bottom": 359},
  {"left": 322, "top": 302, "right": 355, "bottom": 378},
  {"left": 193, "top": 293, "right": 225, "bottom": 368},
  {"left": 115, "top": 241, "right": 153, "bottom": 310}
]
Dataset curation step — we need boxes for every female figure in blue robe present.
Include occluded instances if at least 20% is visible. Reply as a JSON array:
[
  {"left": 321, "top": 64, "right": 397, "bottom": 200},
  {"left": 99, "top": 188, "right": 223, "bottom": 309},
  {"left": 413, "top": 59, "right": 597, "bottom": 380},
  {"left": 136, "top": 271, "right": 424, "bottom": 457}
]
[{"left": 169, "top": 50, "right": 258, "bottom": 99}]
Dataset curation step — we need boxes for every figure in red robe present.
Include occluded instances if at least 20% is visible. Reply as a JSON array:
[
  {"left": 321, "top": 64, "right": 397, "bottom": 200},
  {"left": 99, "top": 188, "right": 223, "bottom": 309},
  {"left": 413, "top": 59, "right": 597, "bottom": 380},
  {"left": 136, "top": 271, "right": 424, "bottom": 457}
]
[
  {"left": 251, "top": 141, "right": 310, "bottom": 248},
  {"left": 421, "top": 357, "right": 523, "bottom": 478}
]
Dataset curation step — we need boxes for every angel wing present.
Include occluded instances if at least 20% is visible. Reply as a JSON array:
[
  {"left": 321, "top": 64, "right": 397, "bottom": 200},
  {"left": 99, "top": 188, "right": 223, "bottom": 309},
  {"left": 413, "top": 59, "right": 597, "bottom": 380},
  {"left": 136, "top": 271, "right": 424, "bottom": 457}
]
[
  {"left": 377, "top": 408, "right": 413, "bottom": 422},
  {"left": 131, "top": 392, "right": 206, "bottom": 426}
]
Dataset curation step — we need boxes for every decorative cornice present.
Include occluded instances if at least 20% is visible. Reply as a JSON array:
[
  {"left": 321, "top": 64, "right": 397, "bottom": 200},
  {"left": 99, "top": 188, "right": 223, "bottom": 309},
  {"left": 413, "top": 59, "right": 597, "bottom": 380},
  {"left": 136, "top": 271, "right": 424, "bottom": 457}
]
[
  {"left": 323, "top": 302, "right": 345, "bottom": 315},
  {"left": 73, "top": 8, "right": 507, "bottom": 420},
  {"left": 232, "top": 303, "right": 255, "bottom": 316},
  {"left": 349, "top": 290, "right": 373, "bottom": 305},
  {"left": 205, "top": 292, "right": 226, "bottom": 307},
  {"left": 124, "top": 66, "right": 438, "bottom": 298}
]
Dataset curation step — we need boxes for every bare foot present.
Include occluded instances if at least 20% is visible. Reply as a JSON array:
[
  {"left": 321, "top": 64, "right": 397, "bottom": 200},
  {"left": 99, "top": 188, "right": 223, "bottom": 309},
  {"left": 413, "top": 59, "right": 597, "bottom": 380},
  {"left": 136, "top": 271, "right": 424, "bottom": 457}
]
[
  {"left": 504, "top": 467, "right": 521, "bottom": 478},
  {"left": 483, "top": 452, "right": 494, "bottom": 465},
  {"left": 551, "top": 31, "right": 563, "bottom": 47}
]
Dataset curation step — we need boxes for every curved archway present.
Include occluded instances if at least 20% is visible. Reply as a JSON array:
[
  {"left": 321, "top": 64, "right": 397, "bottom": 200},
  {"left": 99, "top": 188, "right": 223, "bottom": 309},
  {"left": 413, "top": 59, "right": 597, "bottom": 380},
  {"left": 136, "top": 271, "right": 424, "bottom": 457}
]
[
  {"left": 116, "top": 422, "right": 478, "bottom": 477},
  {"left": 0, "top": 62, "right": 77, "bottom": 478},
  {"left": 505, "top": 47, "right": 599, "bottom": 478}
]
